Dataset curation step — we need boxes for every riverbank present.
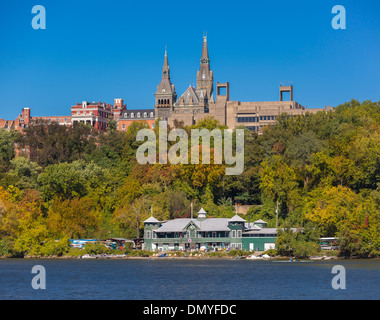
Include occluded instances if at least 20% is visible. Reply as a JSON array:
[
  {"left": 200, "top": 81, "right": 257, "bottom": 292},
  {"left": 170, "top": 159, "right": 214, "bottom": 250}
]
[{"left": 1, "top": 253, "right": 343, "bottom": 260}]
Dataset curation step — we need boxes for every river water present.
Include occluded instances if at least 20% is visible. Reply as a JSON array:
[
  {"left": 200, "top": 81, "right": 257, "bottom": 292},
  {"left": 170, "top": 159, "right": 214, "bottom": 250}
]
[{"left": 0, "top": 258, "right": 379, "bottom": 300}]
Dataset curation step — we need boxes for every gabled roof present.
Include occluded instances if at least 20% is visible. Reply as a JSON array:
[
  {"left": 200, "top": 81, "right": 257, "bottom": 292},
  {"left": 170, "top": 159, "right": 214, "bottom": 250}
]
[
  {"left": 155, "top": 219, "right": 200, "bottom": 232},
  {"left": 254, "top": 219, "right": 267, "bottom": 224},
  {"left": 245, "top": 223, "right": 261, "bottom": 231},
  {"left": 154, "top": 218, "right": 231, "bottom": 232},
  {"left": 143, "top": 216, "right": 160, "bottom": 223},
  {"left": 198, "top": 218, "right": 230, "bottom": 231},
  {"left": 228, "top": 214, "right": 246, "bottom": 222},
  {"left": 174, "top": 86, "right": 200, "bottom": 107}
]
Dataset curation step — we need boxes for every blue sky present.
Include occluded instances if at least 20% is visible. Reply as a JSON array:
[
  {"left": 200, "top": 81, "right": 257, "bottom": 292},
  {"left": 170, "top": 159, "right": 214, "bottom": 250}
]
[{"left": 0, "top": 0, "right": 379, "bottom": 119}]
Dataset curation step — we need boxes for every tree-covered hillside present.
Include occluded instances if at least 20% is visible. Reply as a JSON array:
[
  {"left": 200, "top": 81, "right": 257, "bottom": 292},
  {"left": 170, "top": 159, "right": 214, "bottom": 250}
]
[{"left": 0, "top": 99, "right": 379, "bottom": 257}]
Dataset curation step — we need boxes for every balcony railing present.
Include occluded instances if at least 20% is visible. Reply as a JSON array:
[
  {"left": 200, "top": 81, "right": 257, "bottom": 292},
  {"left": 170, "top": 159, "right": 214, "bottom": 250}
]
[{"left": 148, "top": 237, "right": 235, "bottom": 244}]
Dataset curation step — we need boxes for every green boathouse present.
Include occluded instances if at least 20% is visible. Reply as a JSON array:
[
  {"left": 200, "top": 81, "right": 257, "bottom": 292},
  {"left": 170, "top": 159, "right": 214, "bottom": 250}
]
[{"left": 143, "top": 208, "right": 277, "bottom": 252}]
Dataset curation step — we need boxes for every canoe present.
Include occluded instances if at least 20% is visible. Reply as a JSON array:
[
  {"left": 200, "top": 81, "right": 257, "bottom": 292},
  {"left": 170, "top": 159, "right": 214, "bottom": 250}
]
[{"left": 272, "top": 260, "right": 314, "bottom": 263}]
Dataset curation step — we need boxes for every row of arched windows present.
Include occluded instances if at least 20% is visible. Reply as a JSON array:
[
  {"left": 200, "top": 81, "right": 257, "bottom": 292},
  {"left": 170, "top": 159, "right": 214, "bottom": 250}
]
[{"left": 157, "top": 99, "right": 170, "bottom": 105}]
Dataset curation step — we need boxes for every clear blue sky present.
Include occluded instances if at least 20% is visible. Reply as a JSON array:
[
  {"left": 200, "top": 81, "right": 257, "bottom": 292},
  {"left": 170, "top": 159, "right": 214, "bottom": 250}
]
[{"left": 0, "top": 0, "right": 379, "bottom": 119}]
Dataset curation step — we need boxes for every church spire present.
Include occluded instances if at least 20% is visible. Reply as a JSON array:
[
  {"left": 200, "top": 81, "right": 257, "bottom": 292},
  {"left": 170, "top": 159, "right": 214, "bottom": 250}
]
[
  {"left": 201, "top": 35, "right": 210, "bottom": 65},
  {"left": 162, "top": 46, "right": 170, "bottom": 79},
  {"left": 196, "top": 35, "right": 213, "bottom": 101},
  {"left": 155, "top": 47, "right": 177, "bottom": 111}
]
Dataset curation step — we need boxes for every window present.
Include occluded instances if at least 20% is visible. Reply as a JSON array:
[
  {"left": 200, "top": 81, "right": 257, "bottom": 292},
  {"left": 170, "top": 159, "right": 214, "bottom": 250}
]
[
  {"left": 131, "top": 113, "right": 134, "bottom": 118},
  {"left": 122, "top": 124, "right": 125, "bottom": 130},
  {"left": 152, "top": 231, "right": 156, "bottom": 239},
  {"left": 212, "top": 232, "right": 216, "bottom": 238},
  {"left": 146, "top": 231, "right": 151, "bottom": 239},
  {"left": 231, "top": 243, "right": 236, "bottom": 249},
  {"left": 231, "top": 230, "right": 236, "bottom": 238},
  {"left": 237, "top": 230, "right": 242, "bottom": 238},
  {"left": 150, "top": 112, "right": 154, "bottom": 117},
  {"left": 237, "top": 243, "right": 242, "bottom": 250},
  {"left": 144, "top": 112, "right": 147, "bottom": 118},
  {"left": 237, "top": 116, "right": 257, "bottom": 123},
  {"left": 137, "top": 112, "right": 141, "bottom": 118}
]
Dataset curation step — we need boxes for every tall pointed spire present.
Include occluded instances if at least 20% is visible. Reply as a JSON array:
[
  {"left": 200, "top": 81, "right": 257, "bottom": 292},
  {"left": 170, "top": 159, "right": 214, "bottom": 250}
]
[
  {"left": 201, "top": 35, "right": 210, "bottom": 65},
  {"left": 196, "top": 34, "right": 214, "bottom": 102},
  {"left": 162, "top": 46, "right": 170, "bottom": 79},
  {"left": 155, "top": 47, "right": 177, "bottom": 111}
]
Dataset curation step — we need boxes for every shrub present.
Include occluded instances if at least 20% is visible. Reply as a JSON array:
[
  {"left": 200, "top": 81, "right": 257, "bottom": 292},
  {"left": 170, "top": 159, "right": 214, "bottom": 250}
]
[
  {"left": 263, "top": 249, "right": 277, "bottom": 256},
  {"left": 0, "top": 239, "right": 15, "bottom": 257},
  {"left": 227, "top": 249, "right": 251, "bottom": 257},
  {"left": 84, "top": 242, "right": 110, "bottom": 255},
  {"left": 39, "top": 238, "right": 70, "bottom": 257}
]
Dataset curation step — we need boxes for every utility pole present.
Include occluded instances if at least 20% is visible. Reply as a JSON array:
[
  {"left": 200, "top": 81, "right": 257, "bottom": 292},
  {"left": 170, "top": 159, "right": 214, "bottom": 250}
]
[{"left": 276, "top": 200, "right": 279, "bottom": 229}]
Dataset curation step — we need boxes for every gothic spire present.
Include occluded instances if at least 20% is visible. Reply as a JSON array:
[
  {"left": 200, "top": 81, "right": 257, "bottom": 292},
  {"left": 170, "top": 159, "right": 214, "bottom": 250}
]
[
  {"left": 155, "top": 47, "right": 176, "bottom": 108},
  {"left": 162, "top": 46, "right": 170, "bottom": 79},
  {"left": 201, "top": 35, "right": 210, "bottom": 64},
  {"left": 196, "top": 35, "right": 213, "bottom": 101}
]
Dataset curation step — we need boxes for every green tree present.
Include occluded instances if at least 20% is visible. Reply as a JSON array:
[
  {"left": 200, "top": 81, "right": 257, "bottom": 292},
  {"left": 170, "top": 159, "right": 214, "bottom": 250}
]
[
  {"left": 5, "top": 157, "right": 41, "bottom": 190},
  {"left": 0, "top": 129, "right": 19, "bottom": 171}
]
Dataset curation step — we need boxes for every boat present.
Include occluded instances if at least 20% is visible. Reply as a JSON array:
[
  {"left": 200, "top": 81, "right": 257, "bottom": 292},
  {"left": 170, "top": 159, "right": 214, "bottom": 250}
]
[
  {"left": 81, "top": 254, "right": 98, "bottom": 259},
  {"left": 246, "top": 255, "right": 263, "bottom": 260},
  {"left": 246, "top": 254, "right": 270, "bottom": 260}
]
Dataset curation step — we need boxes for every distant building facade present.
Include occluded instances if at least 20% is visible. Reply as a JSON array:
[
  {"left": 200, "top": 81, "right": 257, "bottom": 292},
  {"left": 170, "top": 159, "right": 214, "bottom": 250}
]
[
  {"left": 1, "top": 100, "right": 154, "bottom": 132},
  {"left": 1, "top": 35, "right": 332, "bottom": 134},
  {"left": 154, "top": 36, "right": 332, "bottom": 133},
  {"left": 118, "top": 109, "right": 155, "bottom": 131},
  {"left": 0, "top": 107, "right": 71, "bottom": 132},
  {"left": 143, "top": 208, "right": 277, "bottom": 252},
  {"left": 71, "top": 99, "right": 127, "bottom": 131}
]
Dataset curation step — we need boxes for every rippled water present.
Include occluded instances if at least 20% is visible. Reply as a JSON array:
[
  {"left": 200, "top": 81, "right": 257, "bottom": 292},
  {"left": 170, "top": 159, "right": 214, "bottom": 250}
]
[{"left": 0, "top": 258, "right": 379, "bottom": 300}]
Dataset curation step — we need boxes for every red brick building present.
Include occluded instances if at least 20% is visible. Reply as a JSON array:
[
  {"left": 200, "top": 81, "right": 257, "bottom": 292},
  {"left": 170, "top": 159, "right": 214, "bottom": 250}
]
[
  {"left": 118, "top": 108, "right": 156, "bottom": 131},
  {"left": 0, "top": 107, "right": 71, "bottom": 131},
  {"left": 1, "top": 98, "right": 155, "bottom": 133}
]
